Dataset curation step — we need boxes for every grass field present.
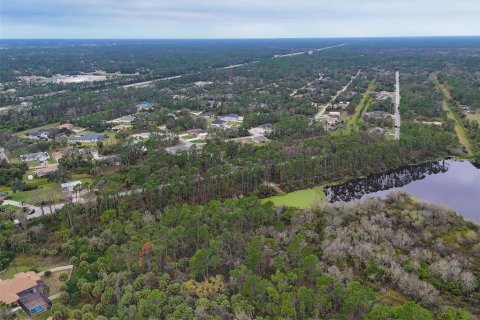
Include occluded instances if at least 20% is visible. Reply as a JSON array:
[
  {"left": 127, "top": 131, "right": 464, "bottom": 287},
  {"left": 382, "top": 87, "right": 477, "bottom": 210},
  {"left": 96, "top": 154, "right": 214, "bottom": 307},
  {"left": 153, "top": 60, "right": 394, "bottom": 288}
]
[
  {"left": 14, "top": 122, "right": 60, "bottom": 138},
  {"left": 466, "top": 112, "right": 480, "bottom": 123},
  {"left": 42, "top": 269, "right": 72, "bottom": 296},
  {"left": 261, "top": 186, "right": 327, "bottom": 209},
  {"left": 0, "top": 254, "right": 69, "bottom": 280},
  {"left": 348, "top": 79, "right": 376, "bottom": 130},
  {"left": 0, "top": 177, "right": 65, "bottom": 205},
  {"left": 432, "top": 74, "right": 473, "bottom": 156}
]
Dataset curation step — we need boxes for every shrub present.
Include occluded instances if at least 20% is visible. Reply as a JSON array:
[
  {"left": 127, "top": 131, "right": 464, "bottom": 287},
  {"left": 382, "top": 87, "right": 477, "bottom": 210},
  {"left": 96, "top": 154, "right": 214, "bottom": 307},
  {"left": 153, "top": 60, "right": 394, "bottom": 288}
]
[
  {"left": 59, "top": 272, "right": 69, "bottom": 282},
  {"left": 44, "top": 270, "right": 52, "bottom": 277}
]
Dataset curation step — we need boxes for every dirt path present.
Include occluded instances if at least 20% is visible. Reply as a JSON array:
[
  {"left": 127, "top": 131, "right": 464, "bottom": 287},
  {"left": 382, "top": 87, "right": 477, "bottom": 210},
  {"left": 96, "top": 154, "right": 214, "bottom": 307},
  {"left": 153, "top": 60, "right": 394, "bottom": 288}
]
[{"left": 432, "top": 74, "right": 472, "bottom": 156}]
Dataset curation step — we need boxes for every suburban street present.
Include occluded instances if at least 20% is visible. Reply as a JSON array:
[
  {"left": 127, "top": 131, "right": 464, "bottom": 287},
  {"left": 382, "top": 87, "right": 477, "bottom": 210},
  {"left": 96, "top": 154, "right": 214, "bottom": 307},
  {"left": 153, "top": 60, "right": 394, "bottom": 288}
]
[
  {"left": 394, "top": 71, "right": 401, "bottom": 140},
  {"left": 315, "top": 69, "right": 360, "bottom": 120},
  {"left": 3, "top": 199, "right": 66, "bottom": 223}
]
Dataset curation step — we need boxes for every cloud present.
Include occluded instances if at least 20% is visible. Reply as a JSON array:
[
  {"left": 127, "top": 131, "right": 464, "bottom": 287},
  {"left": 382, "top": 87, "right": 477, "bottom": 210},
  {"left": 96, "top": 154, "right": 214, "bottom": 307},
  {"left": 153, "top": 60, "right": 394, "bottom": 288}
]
[{"left": 1, "top": 0, "right": 479, "bottom": 38}]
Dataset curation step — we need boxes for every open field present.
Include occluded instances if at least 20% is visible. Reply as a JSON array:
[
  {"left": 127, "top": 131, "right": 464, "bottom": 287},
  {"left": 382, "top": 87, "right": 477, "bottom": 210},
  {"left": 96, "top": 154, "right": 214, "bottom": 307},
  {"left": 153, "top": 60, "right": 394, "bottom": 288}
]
[
  {"left": 13, "top": 122, "right": 60, "bottom": 137},
  {"left": 432, "top": 74, "right": 473, "bottom": 156},
  {"left": 466, "top": 112, "right": 480, "bottom": 122},
  {"left": 1, "top": 178, "right": 65, "bottom": 205},
  {"left": 0, "top": 254, "right": 69, "bottom": 280},
  {"left": 261, "top": 186, "right": 327, "bottom": 208},
  {"left": 42, "top": 268, "right": 72, "bottom": 296},
  {"left": 348, "top": 79, "right": 376, "bottom": 130}
]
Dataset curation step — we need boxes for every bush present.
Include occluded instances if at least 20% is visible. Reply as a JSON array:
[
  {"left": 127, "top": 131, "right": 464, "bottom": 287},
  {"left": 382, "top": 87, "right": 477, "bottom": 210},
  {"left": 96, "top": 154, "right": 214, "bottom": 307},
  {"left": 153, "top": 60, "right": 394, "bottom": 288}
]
[
  {"left": 44, "top": 270, "right": 52, "bottom": 277},
  {"left": 59, "top": 272, "right": 69, "bottom": 282}
]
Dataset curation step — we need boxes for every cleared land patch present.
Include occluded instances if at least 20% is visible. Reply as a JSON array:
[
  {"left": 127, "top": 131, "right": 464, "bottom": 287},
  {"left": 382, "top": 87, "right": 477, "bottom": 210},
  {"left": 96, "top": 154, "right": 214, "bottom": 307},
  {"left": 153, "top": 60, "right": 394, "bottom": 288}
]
[{"left": 261, "top": 186, "right": 327, "bottom": 209}]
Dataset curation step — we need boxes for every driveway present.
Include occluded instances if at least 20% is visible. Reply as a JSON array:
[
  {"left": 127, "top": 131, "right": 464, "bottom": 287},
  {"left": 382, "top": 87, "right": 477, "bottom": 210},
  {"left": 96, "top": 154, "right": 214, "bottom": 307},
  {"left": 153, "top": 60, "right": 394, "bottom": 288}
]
[{"left": 3, "top": 199, "right": 65, "bottom": 223}]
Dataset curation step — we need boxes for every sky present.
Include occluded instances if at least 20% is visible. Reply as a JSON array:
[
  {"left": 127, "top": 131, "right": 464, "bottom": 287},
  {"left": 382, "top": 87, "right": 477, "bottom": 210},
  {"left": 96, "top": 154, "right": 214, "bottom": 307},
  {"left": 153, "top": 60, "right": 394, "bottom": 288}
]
[{"left": 1, "top": 0, "right": 479, "bottom": 39}]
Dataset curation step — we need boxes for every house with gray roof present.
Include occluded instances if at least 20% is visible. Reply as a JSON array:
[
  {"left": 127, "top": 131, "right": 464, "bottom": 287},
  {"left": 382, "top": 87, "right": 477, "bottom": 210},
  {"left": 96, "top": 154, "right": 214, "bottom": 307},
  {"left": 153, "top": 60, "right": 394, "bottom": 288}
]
[{"left": 68, "top": 132, "right": 106, "bottom": 143}]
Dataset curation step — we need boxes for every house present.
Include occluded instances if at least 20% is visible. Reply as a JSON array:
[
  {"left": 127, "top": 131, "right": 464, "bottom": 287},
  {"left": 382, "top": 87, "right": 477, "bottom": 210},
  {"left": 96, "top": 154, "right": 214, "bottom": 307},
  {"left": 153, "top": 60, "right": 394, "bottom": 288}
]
[
  {"left": 187, "top": 129, "right": 207, "bottom": 136},
  {"left": 329, "top": 111, "right": 341, "bottom": 117},
  {"left": 107, "top": 115, "right": 136, "bottom": 124},
  {"left": 61, "top": 181, "right": 82, "bottom": 193},
  {"left": 112, "top": 125, "right": 128, "bottom": 131},
  {"left": 211, "top": 119, "right": 226, "bottom": 126},
  {"left": 252, "top": 135, "right": 269, "bottom": 144},
  {"left": 35, "top": 165, "right": 58, "bottom": 177},
  {"left": 131, "top": 132, "right": 153, "bottom": 140},
  {"left": 220, "top": 114, "right": 242, "bottom": 122},
  {"left": 166, "top": 144, "right": 193, "bottom": 154},
  {"left": 27, "top": 129, "right": 51, "bottom": 140},
  {"left": 68, "top": 132, "right": 107, "bottom": 143},
  {"left": 20, "top": 152, "right": 49, "bottom": 163},
  {"left": 376, "top": 91, "right": 394, "bottom": 100},
  {"left": 0, "top": 271, "right": 52, "bottom": 316},
  {"left": 337, "top": 101, "right": 350, "bottom": 109},
  {"left": 135, "top": 101, "right": 153, "bottom": 111},
  {"left": 57, "top": 123, "right": 74, "bottom": 131}
]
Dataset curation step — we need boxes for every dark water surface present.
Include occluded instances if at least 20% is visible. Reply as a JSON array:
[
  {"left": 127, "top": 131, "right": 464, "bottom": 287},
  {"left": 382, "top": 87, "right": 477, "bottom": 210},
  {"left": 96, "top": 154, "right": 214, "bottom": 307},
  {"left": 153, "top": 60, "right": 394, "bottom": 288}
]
[{"left": 324, "top": 160, "right": 480, "bottom": 222}]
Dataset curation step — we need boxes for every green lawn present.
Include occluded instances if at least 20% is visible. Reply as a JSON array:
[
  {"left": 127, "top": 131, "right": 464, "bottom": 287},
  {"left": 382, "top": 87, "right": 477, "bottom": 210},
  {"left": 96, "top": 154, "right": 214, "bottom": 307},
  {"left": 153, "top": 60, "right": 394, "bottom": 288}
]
[
  {"left": 0, "top": 204, "right": 19, "bottom": 212},
  {"left": 14, "top": 122, "right": 60, "bottom": 138},
  {"left": 0, "top": 253, "right": 68, "bottom": 280},
  {"left": 466, "top": 112, "right": 480, "bottom": 123},
  {"left": 348, "top": 79, "right": 376, "bottom": 131},
  {"left": 42, "top": 269, "right": 72, "bottom": 296},
  {"left": 432, "top": 74, "right": 473, "bottom": 156},
  {"left": 5, "top": 178, "right": 65, "bottom": 205},
  {"left": 181, "top": 134, "right": 197, "bottom": 140},
  {"left": 261, "top": 186, "right": 327, "bottom": 209}
]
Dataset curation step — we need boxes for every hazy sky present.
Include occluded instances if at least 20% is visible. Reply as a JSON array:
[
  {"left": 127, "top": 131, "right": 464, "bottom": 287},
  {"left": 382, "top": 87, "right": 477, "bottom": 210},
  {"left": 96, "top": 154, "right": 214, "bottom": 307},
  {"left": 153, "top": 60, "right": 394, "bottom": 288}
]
[{"left": 1, "top": 0, "right": 479, "bottom": 39}]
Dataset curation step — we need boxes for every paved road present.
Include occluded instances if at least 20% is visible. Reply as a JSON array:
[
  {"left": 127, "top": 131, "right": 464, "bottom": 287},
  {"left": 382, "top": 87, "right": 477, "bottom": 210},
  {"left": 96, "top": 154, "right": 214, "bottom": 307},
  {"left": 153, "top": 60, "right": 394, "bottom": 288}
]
[
  {"left": 394, "top": 71, "right": 401, "bottom": 140},
  {"left": 124, "top": 44, "right": 348, "bottom": 89},
  {"left": 3, "top": 199, "right": 65, "bottom": 224},
  {"left": 0, "top": 147, "right": 9, "bottom": 163},
  {"left": 274, "top": 43, "right": 347, "bottom": 58}
]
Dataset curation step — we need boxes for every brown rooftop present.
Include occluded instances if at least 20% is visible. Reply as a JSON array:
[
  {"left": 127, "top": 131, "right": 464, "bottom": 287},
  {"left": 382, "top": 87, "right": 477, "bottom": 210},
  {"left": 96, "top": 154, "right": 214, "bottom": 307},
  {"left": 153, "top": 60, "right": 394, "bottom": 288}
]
[{"left": 0, "top": 272, "right": 42, "bottom": 305}]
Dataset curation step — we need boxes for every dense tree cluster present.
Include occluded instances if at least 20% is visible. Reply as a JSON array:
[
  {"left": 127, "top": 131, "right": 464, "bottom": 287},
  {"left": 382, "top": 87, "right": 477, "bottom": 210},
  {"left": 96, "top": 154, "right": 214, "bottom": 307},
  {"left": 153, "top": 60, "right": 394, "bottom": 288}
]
[{"left": 2, "top": 195, "right": 476, "bottom": 319}]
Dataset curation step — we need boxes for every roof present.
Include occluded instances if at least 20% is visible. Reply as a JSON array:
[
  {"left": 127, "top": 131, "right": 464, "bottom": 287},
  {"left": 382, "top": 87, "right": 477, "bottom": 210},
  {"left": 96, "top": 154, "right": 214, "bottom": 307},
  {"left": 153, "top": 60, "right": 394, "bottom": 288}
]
[
  {"left": 166, "top": 145, "right": 192, "bottom": 154},
  {"left": 0, "top": 272, "right": 42, "bottom": 305},
  {"left": 112, "top": 125, "right": 128, "bottom": 130},
  {"left": 29, "top": 130, "right": 50, "bottom": 137},
  {"left": 211, "top": 119, "right": 226, "bottom": 125},
  {"left": 107, "top": 115, "right": 136, "bottom": 123},
  {"left": 252, "top": 135, "right": 269, "bottom": 142},
  {"left": 61, "top": 181, "right": 82, "bottom": 188},
  {"left": 58, "top": 123, "right": 74, "bottom": 130},
  {"left": 21, "top": 152, "right": 49, "bottom": 160},
  {"left": 35, "top": 165, "right": 58, "bottom": 175},
  {"left": 68, "top": 132, "right": 106, "bottom": 142}
]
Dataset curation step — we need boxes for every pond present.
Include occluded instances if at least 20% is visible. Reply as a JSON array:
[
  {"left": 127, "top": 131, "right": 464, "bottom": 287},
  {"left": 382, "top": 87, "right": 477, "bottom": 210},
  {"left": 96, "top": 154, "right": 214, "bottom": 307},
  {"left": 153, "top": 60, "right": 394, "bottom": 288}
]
[{"left": 324, "top": 160, "right": 480, "bottom": 222}]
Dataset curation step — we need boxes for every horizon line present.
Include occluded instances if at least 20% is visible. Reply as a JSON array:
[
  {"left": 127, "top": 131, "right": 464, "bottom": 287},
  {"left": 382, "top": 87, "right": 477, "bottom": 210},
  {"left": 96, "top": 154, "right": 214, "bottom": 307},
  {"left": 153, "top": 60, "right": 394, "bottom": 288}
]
[{"left": 1, "top": 35, "right": 480, "bottom": 41}]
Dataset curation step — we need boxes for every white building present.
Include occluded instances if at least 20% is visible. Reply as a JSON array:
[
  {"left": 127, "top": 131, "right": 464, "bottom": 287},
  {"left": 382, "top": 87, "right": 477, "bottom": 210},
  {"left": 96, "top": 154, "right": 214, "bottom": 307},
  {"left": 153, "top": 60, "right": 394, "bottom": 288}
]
[{"left": 61, "top": 181, "right": 82, "bottom": 193}]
